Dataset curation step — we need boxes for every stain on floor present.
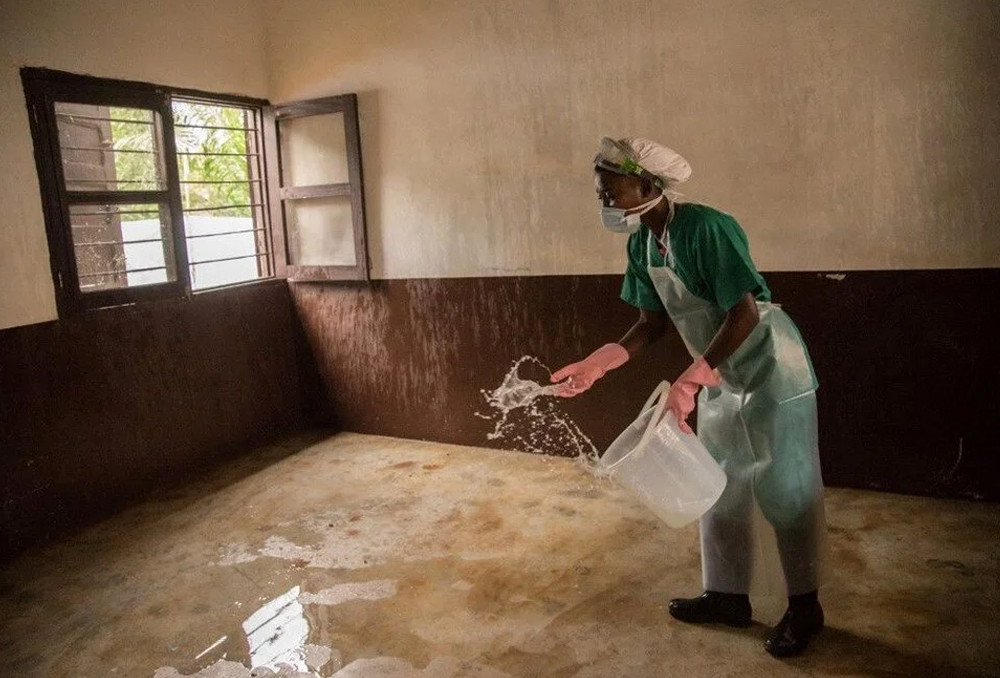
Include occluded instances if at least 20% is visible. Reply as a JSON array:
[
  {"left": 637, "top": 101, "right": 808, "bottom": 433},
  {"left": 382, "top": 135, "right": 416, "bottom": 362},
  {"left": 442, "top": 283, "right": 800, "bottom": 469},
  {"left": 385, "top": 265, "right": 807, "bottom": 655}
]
[{"left": 1, "top": 432, "right": 998, "bottom": 677}]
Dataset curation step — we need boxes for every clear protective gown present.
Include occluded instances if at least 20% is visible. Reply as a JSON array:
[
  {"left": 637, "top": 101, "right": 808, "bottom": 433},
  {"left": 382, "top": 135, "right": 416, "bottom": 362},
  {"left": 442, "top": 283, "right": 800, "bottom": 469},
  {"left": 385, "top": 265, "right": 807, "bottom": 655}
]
[{"left": 646, "top": 231, "right": 828, "bottom": 595}]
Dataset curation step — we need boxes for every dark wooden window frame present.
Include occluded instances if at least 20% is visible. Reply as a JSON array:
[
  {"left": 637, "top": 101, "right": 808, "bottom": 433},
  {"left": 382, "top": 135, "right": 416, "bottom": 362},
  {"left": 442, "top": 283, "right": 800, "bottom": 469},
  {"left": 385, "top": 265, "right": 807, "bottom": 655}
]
[
  {"left": 263, "top": 95, "right": 370, "bottom": 282},
  {"left": 22, "top": 68, "right": 284, "bottom": 316}
]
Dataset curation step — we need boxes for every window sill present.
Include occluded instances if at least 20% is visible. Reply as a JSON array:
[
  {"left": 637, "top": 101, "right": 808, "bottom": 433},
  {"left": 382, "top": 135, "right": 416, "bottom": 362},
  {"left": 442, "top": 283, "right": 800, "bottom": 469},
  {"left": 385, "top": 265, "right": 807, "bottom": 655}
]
[
  {"left": 191, "top": 276, "right": 284, "bottom": 298},
  {"left": 57, "top": 277, "right": 285, "bottom": 320}
]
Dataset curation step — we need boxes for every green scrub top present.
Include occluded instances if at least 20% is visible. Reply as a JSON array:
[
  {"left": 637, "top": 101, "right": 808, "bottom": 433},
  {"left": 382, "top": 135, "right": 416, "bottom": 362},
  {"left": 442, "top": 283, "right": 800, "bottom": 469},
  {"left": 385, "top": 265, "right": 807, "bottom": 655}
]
[{"left": 620, "top": 203, "right": 771, "bottom": 313}]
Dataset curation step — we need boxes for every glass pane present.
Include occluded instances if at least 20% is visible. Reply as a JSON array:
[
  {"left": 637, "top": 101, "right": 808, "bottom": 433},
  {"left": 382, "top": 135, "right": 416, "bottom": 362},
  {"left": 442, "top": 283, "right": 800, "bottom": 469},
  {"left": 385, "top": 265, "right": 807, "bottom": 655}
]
[
  {"left": 190, "top": 257, "right": 265, "bottom": 290},
  {"left": 191, "top": 257, "right": 267, "bottom": 290},
  {"left": 69, "top": 204, "right": 175, "bottom": 291},
  {"left": 55, "top": 104, "right": 165, "bottom": 191},
  {"left": 173, "top": 101, "right": 254, "bottom": 211},
  {"left": 172, "top": 101, "right": 269, "bottom": 290},
  {"left": 279, "top": 113, "right": 349, "bottom": 187},
  {"left": 185, "top": 206, "right": 268, "bottom": 290},
  {"left": 285, "top": 196, "right": 356, "bottom": 266},
  {"left": 179, "top": 164, "right": 253, "bottom": 211},
  {"left": 173, "top": 101, "right": 255, "bottom": 131}
]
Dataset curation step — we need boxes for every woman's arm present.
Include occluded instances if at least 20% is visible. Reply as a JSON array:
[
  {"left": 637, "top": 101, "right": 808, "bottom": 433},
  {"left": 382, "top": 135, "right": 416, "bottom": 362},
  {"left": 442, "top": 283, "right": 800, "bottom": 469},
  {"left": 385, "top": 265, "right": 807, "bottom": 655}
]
[
  {"left": 703, "top": 292, "right": 759, "bottom": 368},
  {"left": 550, "top": 308, "right": 667, "bottom": 397},
  {"left": 619, "top": 308, "right": 671, "bottom": 357}
]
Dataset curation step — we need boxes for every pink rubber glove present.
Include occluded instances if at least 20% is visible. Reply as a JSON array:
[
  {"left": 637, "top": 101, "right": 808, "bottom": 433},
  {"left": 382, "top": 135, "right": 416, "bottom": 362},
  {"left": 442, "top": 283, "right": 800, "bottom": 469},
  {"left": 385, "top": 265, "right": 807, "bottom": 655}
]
[
  {"left": 551, "top": 343, "right": 630, "bottom": 397},
  {"left": 666, "top": 357, "right": 722, "bottom": 434}
]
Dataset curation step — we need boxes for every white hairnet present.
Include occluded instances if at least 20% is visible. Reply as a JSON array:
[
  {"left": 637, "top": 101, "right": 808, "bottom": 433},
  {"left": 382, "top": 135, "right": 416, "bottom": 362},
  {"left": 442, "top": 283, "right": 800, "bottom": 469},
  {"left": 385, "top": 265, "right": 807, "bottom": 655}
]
[{"left": 594, "top": 136, "right": 692, "bottom": 195}]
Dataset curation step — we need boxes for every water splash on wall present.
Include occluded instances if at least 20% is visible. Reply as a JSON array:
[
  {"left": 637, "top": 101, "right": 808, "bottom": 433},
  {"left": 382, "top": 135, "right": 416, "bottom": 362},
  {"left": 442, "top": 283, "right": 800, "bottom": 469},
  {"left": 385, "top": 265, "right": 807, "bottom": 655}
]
[{"left": 477, "top": 356, "right": 598, "bottom": 462}]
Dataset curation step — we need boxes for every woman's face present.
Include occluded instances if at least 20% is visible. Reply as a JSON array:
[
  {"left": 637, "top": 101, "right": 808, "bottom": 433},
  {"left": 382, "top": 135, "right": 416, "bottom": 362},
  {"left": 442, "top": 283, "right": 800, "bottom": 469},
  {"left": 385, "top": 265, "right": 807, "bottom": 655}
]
[{"left": 594, "top": 169, "right": 655, "bottom": 210}]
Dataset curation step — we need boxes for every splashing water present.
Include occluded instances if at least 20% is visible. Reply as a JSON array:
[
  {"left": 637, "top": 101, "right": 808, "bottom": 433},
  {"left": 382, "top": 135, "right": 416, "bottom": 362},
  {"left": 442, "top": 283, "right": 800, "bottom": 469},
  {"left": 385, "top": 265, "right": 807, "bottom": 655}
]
[
  {"left": 485, "top": 357, "right": 563, "bottom": 409},
  {"left": 477, "top": 356, "right": 599, "bottom": 463}
]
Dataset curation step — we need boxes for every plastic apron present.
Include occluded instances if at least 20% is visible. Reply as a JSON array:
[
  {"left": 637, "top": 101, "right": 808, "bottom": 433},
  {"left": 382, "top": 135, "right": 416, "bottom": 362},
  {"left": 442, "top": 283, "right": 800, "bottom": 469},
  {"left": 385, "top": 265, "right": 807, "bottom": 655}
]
[{"left": 646, "top": 231, "right": 827, "bottom": 595}]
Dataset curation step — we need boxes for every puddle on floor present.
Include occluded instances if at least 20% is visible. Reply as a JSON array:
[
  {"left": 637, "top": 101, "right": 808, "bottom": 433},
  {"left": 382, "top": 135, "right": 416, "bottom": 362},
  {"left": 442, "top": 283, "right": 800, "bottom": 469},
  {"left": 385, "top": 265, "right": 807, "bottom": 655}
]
[{"left": 153, "top": 579, "right": 530, "bottom": 677}]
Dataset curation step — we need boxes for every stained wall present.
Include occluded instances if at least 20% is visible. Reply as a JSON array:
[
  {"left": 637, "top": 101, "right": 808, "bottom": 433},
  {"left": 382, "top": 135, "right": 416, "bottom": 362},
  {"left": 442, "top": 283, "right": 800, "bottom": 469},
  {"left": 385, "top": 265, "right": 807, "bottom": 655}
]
[
  {"left": 264, "top": 0, "right": 1000, "bottom": 279},
  {"left": 265, "top": 0, "right": 1000, "bottom": 501}
]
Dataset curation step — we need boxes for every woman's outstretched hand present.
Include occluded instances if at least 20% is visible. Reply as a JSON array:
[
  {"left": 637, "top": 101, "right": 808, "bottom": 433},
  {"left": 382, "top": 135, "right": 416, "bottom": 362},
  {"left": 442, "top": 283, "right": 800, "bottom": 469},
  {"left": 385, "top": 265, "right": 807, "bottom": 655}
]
[{"left": 550, "top": 343, "right": 630, "bottom": 397}]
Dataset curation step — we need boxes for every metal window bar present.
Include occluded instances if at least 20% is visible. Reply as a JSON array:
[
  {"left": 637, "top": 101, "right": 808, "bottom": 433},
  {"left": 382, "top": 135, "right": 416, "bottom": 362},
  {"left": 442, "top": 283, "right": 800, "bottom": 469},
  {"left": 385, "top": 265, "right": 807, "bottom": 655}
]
[
  {"left": 71, "top": 229, "right": 267, "bottom": 246},
  {"left": 71, "top": 209, "right": 160, "bottom": 216},
  {"left": 72, "top": 226, "right": 132, "bottom": 231},
  {"left": 173, "top": 123, "right": 257, "bottom": 132},
  {"left": 186, "top": 227, "right": 268, "bottom": 240},
  {"left": 248, "top": 108, "right": 271, "bottom": 278},
  {"left": 55, "top": 113, "right": 155, "bottom": 125},
  {"left": 182, "top": 202, "right": 263, "bottom": 213},
  {"left": 67, "top": 178, "right": 162, "bottom": 184},
  {"left": 189, "top": 252, "right": 269, "bottom": 266},
  {"left": 74, "top": 237, "right": 165, "bottom": 247},
  {"left": 66, "top": 190, "right": 168, "bottom": 204},
  {"left": 78, "top": 264, "right": 167, "bottom": 278},
  {"left": 60, "top": 147, "right": 155, "bottom": 154},
  {"left": 179, "top": 179, "right": 262, "bottom": 185},
  {"left": 176, "top": 151, "right": 261, "bottom": 157}
]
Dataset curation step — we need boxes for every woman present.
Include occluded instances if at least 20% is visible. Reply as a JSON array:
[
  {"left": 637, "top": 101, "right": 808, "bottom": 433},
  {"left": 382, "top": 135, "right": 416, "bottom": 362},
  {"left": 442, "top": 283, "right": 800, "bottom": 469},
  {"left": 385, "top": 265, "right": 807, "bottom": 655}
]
[{"left": 551, "top": 137, "right": 827, "bottom": 657}]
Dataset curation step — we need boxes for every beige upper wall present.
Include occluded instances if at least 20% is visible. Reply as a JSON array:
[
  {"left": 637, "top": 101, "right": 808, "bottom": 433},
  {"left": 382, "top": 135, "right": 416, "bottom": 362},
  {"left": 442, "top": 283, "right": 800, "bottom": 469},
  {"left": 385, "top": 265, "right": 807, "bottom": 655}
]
[
  {"left": 0, "top": 0, "right": 267, "bottom": 329},
  {"left": 265, "top": 0, "right": 1000, "bottom": 279},
  {"left": 2, "top": 1, "right": 998, "bottom": 328}
]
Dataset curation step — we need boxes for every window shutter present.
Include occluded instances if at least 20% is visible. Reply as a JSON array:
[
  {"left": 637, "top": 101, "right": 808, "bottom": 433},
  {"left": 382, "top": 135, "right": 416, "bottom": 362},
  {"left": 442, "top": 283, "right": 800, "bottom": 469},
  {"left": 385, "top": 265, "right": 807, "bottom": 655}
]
[{"left": 263, "top": 94, "right": 369, "bottom": 282}]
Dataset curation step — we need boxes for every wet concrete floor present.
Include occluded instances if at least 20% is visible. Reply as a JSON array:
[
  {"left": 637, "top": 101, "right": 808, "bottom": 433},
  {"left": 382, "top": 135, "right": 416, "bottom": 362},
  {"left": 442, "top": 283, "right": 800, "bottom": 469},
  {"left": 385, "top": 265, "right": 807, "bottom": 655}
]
[{"left": 1, "top": 432, "right": 998, "bottom": 677}]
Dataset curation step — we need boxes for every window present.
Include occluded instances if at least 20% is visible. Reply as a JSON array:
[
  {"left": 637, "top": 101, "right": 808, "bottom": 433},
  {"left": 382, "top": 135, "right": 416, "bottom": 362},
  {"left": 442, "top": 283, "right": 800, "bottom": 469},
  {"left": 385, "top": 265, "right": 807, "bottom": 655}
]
[
  {"left": 173, "top": 100, "right": 270, "bottom": 291},
  {"left": 21, "top": 68, "right": 368, "bottom": 316},
  {"left": 263, "top": 95, "right": 369, "bottom": 281}
]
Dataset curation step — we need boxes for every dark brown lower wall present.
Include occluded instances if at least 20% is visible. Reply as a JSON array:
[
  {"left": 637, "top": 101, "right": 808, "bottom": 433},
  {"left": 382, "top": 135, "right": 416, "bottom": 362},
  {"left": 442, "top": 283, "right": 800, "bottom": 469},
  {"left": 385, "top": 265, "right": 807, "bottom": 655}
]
[
  {"left": 3, "top": 269, "right": 994, "bottom": 561},
  {"left": 0, "top": 280, "right": 308, "bottom": 560},
  {"left": 290, "top": 269, "right": 1000, "bottom": 502}
]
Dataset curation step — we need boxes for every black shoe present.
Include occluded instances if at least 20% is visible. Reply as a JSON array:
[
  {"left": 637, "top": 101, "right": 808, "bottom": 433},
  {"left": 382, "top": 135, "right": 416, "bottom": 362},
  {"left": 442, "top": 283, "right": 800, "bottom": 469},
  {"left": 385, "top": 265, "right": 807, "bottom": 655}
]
[
  {"left": 668, "top": 591, "right": 752, "bottom": 627},
  {"left": 764, "top": 603, "right": 824, "bottom": 657}
]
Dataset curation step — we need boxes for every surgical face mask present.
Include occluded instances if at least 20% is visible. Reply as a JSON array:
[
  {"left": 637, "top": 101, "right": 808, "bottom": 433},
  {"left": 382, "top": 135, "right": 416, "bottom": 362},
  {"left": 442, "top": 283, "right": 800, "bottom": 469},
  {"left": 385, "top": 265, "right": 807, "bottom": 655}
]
[{"left": 600, "top": 193, "right": 664, "bottom": 234}]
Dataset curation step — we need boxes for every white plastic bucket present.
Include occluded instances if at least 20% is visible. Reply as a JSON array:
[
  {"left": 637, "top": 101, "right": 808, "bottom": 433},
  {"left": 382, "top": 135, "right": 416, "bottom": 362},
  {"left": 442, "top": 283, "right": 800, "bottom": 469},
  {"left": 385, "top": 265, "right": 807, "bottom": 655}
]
[{"left": 597, "top": 381, "right": 727, "bottom": 528}]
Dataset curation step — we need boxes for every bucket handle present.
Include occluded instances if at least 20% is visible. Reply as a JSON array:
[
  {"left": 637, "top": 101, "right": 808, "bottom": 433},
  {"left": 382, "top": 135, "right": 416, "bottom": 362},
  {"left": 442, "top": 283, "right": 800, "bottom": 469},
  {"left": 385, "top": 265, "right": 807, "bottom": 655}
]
[
  {"left": 602, "top": 380, "right": 672, "bottom": 475},
  {"left": 636, "top": 380, "right": 671, "bottom": 451}
]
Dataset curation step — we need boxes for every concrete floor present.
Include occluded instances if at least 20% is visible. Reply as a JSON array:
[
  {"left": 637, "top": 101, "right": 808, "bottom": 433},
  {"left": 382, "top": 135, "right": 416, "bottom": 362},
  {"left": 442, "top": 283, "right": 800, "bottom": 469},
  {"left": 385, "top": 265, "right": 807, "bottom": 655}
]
[{"left": 1, "top": 432, "right": 998, "bottom": 678}]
